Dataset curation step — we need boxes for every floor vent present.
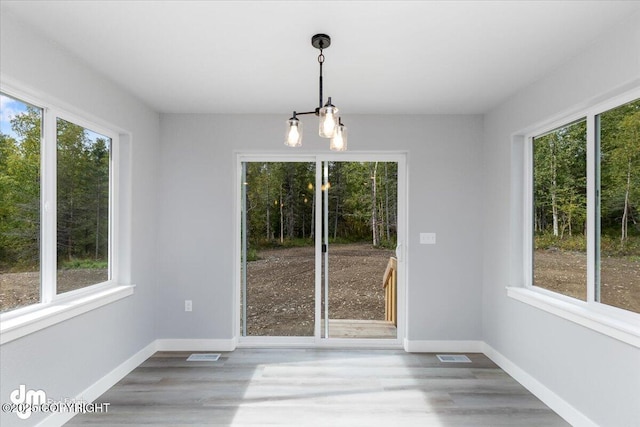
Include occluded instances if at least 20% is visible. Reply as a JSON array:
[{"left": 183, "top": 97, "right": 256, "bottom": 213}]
[
  {"left": 186, "top": 353, "right": 221, "bottom": 362},
  {"left": 437, "top": 354, "right": 471, "bottom": 363}
]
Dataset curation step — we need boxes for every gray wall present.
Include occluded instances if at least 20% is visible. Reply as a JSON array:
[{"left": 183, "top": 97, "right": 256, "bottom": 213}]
[
  {"left": 0, "top": 12, "right": 160, "bottom": 427},
  {"left": 157, "top": 114, "right": 484, "bottom": 342},
  {"left": 482, "top": 11, "right": 640, "bottom": 427}
]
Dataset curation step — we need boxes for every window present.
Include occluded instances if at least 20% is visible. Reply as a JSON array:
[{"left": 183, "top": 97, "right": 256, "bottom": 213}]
[
  {"left": 56, "top": 118, "right": 111, "bottom": 295},
  {"left": 532, "top": 119, "right": 587, "bottom": 300},
  {"left": 526, "top": 95, "right": 640, "bottom": 317},
  {"left": 597, "top": 99, "right": 640, "bottom": 313},
  {"left": 0, "top": 95, "right": 42, "bottom": 311},
  {"left": 1, "top": 90, "right": 128, "bottom": 321}
]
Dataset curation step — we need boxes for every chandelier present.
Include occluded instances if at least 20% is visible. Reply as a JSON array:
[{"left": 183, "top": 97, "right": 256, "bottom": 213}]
[{"left": 284, "top": 34, "right": 347, "bottom": 151}]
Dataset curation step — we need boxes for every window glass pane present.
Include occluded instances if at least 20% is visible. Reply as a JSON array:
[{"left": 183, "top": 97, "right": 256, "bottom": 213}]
[
  {"left": 597, "top": 99, "right": 640, "bottom": 314},
  {"left": 56, "top": 118, "right": 110, "bottom": 294},
  {"left": 0, "top": 94, "right": 42, "bottom": 312},
  {"left": 532, "top": 119, "right": 587, "bottom": 300}
]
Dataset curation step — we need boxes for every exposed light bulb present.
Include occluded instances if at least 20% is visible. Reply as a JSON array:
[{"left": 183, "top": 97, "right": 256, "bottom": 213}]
[
  {"left": 321, "top": 113, "right": 336, "bottom": 137},
  {"left": 319, "top": 98, "right": 339, "bottom": 138},
  {"left": 285, "top": 115, "right": 302, "bottom": 147},
  {"left": 287, "top": 126, "right": 300, "bottom": 145},
  {"left": 330, "top": 121, "right": 347, "bottom": 152}
]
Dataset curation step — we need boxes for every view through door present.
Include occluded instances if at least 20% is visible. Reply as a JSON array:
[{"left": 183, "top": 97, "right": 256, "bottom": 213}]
[
  {"left": 240, "top": 160, "right": 398, "bottom": 340},
  {"left": 241, "top": 161, "right": 316, "bottom": 337},
  {"left": 321, "top": 161, "right": 398, "bottom": 339}
]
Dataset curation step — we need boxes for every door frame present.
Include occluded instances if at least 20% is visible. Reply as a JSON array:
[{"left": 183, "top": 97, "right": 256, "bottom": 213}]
[{"left": 234, "top": 152, "right": 407, "bottom": 348}]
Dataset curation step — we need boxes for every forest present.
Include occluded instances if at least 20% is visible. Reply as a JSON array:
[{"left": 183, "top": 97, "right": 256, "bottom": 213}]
[
  {"left": 0, "top": 104, "right": 110, "bottom": 274},
  {"left": 533, "top": 98, "right": 640, "bottom": 255},
  {"left": 242, "top": 161, "right": 398, "bottom": 251}
]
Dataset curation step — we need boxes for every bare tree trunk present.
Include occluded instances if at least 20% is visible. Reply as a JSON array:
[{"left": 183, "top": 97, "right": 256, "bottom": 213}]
[
  {"left": 371, "top": 162, "right": 379, "bottom": 246},
  {"left": 310, "top": 189, "right": 315, "bottom": 239},
  {"left": 333, "top": 193, "right": 339, "bottom": 240},
  {"left": 284, "top": 169, "right": 295, "bottom": 239},
  {"left": 67, "top": 191, "right": 74, "bottom": 261},
  {"left": 279, "top": 189, "right": 284, "bottom": 244},
  {"left": 265, "top": 164, "right": 270, "bottom": 240},
  {"left": 621, "top": 158, "right": 632, "bottom": 247},
  {"left": 95, "top": 187, "right": 100, "bottom": 260},
  {"left": 333, "top": 163, "right": 340, "bottom": 240},
  {"left": 378, "top": 199, "right": 383, "bottom": 243},
  {"left": 551, "top": 140, "right": 559, "bottom": 237},
  {"left": 384, "top": 163, "right": 390, "bottom": 242}
]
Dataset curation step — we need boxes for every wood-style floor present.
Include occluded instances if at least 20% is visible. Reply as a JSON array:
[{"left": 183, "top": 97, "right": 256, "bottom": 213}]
[{"left": 68, "top": 349, "right": 569, "bottom": 426}]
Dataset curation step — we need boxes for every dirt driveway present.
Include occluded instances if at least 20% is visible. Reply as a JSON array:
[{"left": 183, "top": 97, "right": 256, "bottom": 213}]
[
  {"left": 0, "top": 269, "right": 107, "bottom": 312},
  {"left": 534, "top": 249, "right": 640, "bottom": 312},
  {"left": 244, "top": 243, "right": 395, "bottom": 336}
]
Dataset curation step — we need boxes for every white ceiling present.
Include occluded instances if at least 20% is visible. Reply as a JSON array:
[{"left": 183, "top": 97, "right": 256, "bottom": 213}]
[{"left": 2, "top": 1, "right": 639, "bottom": 115}]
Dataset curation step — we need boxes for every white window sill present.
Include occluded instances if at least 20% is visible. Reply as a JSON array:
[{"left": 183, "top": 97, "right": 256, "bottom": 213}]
[
  {"left": 0, "top": 284, "right": 134, "bottom": 345},
  {"left": 507, "top": 286, "right": 640, "bottom": 348}
]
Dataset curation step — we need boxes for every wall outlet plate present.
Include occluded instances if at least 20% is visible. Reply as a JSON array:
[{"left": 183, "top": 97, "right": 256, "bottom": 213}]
[{"left": 185, "top": 300, "right": 192, "bottom": 312}]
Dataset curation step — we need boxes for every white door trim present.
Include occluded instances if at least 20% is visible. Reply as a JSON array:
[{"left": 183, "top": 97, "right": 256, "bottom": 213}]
[{"left": 234, "top": 152, "right": 408, "bottom": 348}]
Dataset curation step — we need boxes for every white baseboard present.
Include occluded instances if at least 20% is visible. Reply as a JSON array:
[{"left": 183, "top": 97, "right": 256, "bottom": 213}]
[
  {"left": 37, "top": 340, "right": 157, "bottom": 427},
  {"left": 482, "top": 343, "right": 597, "bottom": 427},
  {"left": 403, "top": 339, "right": 484, "bottom": 353},
  {"left": 155, "top": 338, "right": 237, "bottom": 352}
]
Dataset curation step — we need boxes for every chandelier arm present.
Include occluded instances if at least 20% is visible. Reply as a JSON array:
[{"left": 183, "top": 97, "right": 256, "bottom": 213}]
[{"left": 294, "top": 110, "right": 317, "bottom": 116}]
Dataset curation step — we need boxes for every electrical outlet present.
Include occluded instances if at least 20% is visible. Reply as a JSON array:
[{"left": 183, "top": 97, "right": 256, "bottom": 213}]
[{"left": 185, "top": 300, "right": 192, "bottom": 312}]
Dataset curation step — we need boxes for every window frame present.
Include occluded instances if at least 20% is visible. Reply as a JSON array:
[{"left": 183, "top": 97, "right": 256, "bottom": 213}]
[
  {"left": 0, "top": 83, "right": 133, "bottom": 344},
  {"left": 509, "top": 87, "right": 640, "bottom": 348}
]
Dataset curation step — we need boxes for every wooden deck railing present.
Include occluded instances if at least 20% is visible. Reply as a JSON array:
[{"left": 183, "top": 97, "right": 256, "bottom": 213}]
[{"left": 382, "top": 257, "right": 397, "bottom": 326}]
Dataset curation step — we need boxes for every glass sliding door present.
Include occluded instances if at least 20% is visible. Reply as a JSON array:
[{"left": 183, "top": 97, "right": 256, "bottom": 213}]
[
  {"left": 239, "top": 156, "right": 403, "bottom": 343},
  {"left": 241, "top": 161, "right": 316, "bottom": 336},
  {"left": 321, "top": 161, "right": 398, "bottom": 339}
]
